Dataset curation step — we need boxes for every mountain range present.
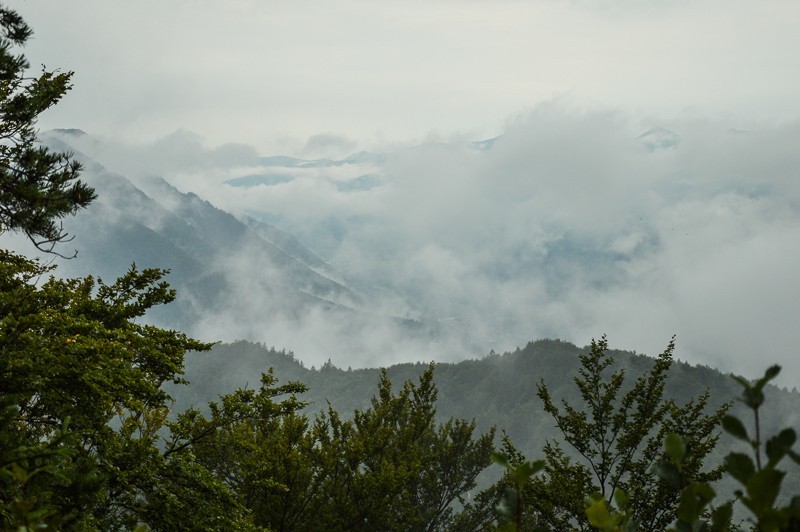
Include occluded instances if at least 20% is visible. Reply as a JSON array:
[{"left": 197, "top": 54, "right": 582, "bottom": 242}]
[
  {"left": 11, "top": 125, "right": 796, "bottom": 387},
  {"left": 19, "top": 130, "right": 465, "bottom": 367},
  {"left": 167, "top": 338, "right": 800, "bottom": 500}
]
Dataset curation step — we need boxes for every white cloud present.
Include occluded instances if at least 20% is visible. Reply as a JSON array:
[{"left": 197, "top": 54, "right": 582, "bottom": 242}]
[
  {"left": 18, "top": 0, "right": 800, "bottom": 150},
  {"left": 301, "top": 133, "right": 359, "bottom": 159},
  {"left": 59, "top": 102, "right": 800, "bottom": 382},
  {"left": 55, "top": 102, "right": 800, "bottom": 385}
]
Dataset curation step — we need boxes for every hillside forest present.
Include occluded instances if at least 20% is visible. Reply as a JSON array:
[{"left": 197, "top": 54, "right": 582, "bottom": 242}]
[{"left": 2, "top": 4, "right": 800, "bottom": 531}]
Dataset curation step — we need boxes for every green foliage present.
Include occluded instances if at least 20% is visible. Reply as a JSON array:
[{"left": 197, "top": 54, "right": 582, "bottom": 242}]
[
  {"left": 511, "top": 336, "right": 729, "bottom": 530},
  {"left": 0, "top": 400, "right": 85, "bottom": 530},
  {"left": 167, "top": 371, "right": 309, "bottom": 530},
  {"left": 584, "top": 489, "right": 639, "bottom": 532},
  {"left": 586, "top": 364, "right": 800, "bottom": 532},
  {"left": 326, "top": 365, "right": 494, "bottom": 531},
  {"left": 625, "top": 430, "right": 732, "bottom": 532},
  {"left": 183, "top": 363, "right": 496, "bottom": 531},
  {"left": 0, "top": 251, "right": 258, "bottom": 529},
  {"left": 491, "top": 449, "right": 546, "bottom": 532},
  {"left": 0, "top": 3, "right": 95, "bottom": 254},
  {"left": 696, "top": 365, "right": 800, "bottom": 531}
]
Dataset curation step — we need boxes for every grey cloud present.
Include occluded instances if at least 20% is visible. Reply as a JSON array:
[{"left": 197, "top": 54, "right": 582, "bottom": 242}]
[
  {"left": 318, "top": 106, "right": 800, "bottom": 385},
  {"left": 302, "top": 133, "right": 359, "bottom": 160},
  {"left": 48, "top": 129, "right": 260, "bottom": 179},
  {"left": 30, "top": 104, "right": 800, "bottom": 387}
]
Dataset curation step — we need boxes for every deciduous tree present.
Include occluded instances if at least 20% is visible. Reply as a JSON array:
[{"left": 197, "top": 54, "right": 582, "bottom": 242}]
[
  {"left": 0, "top": 251, "right": 257, "bottom": 528},
  {"left": 497, "top": 337, "right": 729, "bottom": 530}
]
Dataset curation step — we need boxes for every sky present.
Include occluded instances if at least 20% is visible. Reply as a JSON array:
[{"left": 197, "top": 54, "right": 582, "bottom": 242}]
[
  {"left": 12, "top": 1, "right": 800, "bottom": 384},
  {"left": 20, "top": 0, "right": 800, "bottom": 154}
]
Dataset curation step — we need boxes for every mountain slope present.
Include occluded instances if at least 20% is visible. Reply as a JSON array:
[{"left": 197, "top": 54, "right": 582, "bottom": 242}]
[
  {"left": 173, "top": 339, "right": 800, "bottom": 455},
  {"left": 169, "top": 339, "right": 800, "bottom": 498},
  {"left": 19, "top": 132, "right": 454, "bottom": 365},
  {"left": 33, "top": 134, "right": 363, "bottom": 326}
]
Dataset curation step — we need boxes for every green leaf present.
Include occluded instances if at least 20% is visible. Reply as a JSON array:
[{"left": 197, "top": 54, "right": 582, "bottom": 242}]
[
  {"left": 742, "top": 387, "right": 765, "bottom": 409},
  {"left": 757, "top": 507, "right": 788, "bottom": 531},
  {"left": 789, "top": 496, "right": 800, "bottom": 520},
  {"left": 676, "top": 488, "right": 700, "bottom": 523},
  {"left": 763, "top": 365, "right": 781, "bottom": 382},
  {"left": 765, "top": 428, "right": 796, "bottom": 466},
  {"left": 586, "top": 494, "right": 617, "bottom": 529},
  {"left": 492, "top": 452, "right": 511, "bottom": 470},
  {"left": 747, "top": 367, "right": 780, "bottom": 410},
  {"left": 694, "top": 482, "right": 715, "bottom": 502},
  {"left": 710, "top": 501, "right": 733, "bottom": 530},
  {"left": 731, "top": 374, "right": 751, "bottom": 390},
  {"left": 724, "top": 452, "right": 755, "bottom": 485},
  {"left": 655, "top": 462, "right": 682, "bottom": 488},
  {"left": 664, "top": 433, "right": 687, "bottom": 464},
  {"left": 745, "top": 468, "right": 785, "bottom": 514},
  {"left": 613, "top": 488, "right": 629, "bottom": 511},
  {"left": 721, "top": 415, "right": 749, "bottom": 442},
  {"left": 510, "top": 459, "right": 544, "bottom": 484}
]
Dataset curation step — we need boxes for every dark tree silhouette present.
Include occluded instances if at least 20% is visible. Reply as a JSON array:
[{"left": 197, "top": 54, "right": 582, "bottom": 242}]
[{"left": 0, "top": 4, "right": 95, "bottom": 257}]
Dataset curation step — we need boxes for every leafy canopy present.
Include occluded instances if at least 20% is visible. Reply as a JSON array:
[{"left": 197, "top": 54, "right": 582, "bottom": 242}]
[
  {"left": 0, "top": 250, "right": 248, "bottom": 528},
  {"left": 490, "top": 336, "right": 729, "bottom": 531}
]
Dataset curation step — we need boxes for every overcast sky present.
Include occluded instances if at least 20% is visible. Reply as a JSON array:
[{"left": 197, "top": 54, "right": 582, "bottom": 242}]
[
  {"left": 14, "top": 1, "right": 800, "bottom": 384},
  {"left": 20, "top": 0, "right": 800, "bottom": 153}
]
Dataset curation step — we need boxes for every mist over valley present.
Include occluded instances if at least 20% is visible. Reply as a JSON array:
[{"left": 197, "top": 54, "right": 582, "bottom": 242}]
[{"left": 12, "top": 113, "right": 799, "bottom": 388}]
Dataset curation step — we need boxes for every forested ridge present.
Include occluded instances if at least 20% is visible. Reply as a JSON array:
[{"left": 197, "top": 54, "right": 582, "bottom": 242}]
[
  {"left": 173, "top": 338, "right": 800, "bottom": 465},
  {"left": 3, "top": 3, "right": 800, "bottom": 530},
  {"left": 171, "top": 339, "right": 800, "bottom": 522}
]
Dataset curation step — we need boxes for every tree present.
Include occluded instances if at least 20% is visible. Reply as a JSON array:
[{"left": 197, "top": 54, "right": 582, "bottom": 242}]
[
  {"left": 0, "top": 4, "right": 95, "bottom": 255},
  {"left": 588, "top": 365, "right": 800, "bottom": 531},
  {"left": 0, "top": 251, "right": 260, "bottom": 529},
  {"left": 168, "top": 371, "right": 311, "bottom": 531},
  {"left": 180, "top": 363, "right": 497, "bottom": 531},
  {"left": 500, "top": 336, "right": 729, "bottom": 530},
  {"left": 307, "top": 365, "right": 496, "bottom": 531},
  {"left": 0, "top": 395, "right": 88, "bottom": 530}
]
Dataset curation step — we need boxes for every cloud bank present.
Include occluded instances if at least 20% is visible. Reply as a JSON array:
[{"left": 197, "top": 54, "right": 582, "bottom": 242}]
[{"left": 46, "top": 104, "right": 800, "bottom": 385}]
